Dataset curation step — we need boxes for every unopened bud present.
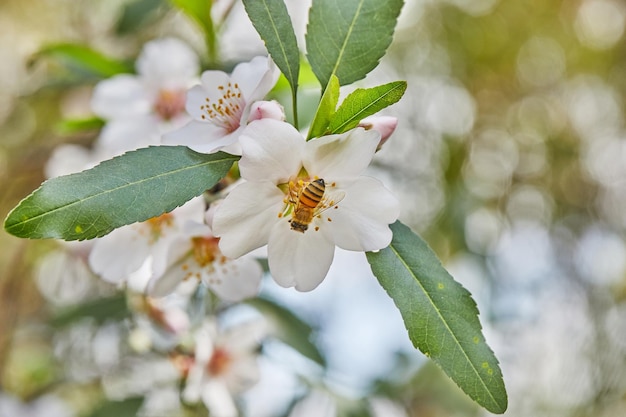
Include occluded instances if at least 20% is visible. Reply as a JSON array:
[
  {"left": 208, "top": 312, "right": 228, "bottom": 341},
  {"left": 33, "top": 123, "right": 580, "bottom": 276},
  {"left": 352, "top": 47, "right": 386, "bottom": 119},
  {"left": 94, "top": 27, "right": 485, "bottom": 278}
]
[
  {"left": 248, "top": 100, "right": 285, "bottom": 122},
  {"left": 358, "top": 116, "right": 398, "bottom": 151}
]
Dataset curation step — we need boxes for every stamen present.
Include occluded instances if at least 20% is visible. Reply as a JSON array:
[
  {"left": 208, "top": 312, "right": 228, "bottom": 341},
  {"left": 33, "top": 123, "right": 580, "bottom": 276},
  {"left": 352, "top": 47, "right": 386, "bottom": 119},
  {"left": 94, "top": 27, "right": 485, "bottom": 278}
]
[{"left": 198, "top": 81, "right": 245, "bottom": 132}]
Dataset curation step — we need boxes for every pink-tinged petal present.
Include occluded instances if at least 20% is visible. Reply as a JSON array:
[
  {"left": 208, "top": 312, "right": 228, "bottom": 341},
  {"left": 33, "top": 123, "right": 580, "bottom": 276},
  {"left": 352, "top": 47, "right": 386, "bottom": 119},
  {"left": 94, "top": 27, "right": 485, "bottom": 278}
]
[
  {"left": 201, "top": 379, "right": 238, "bottom": 417},
  {"left": 358, "top": 116, "right": 398, "bottom": 150},
  {"left": 303, "top": 127, "right": 380, "bottom": 179},
  {"left": 162, "top": 120, "right": 235, "bottom": 154},
  {"left": 268, "top": 220, "right": 335, "bottom": 291},
  {"left": 246, "top": 100, "right": 285, "bottom": 122},
  {"left": 204, "top": 256, "right": 263, "bottom": 302},
  {"left": 212, "top": 181, "right": 284, "bottom": 258},
  {"left": 91, "top": 75, "right": 150, "bottom": 119},
  {"left": 136, "top": 38, "right": 199, "bottom": 90},
  {"left": 238, "top": 119, "right": 303, "bottom": 183},
  {"left": 329, "top": 177, "right": 400, "bottom": 251},
  {"left": 88, "top": 226, "right": 151, "bottom": 283},
  {"left": 231, "top": 56, "right": 279, "bottom": 104}
]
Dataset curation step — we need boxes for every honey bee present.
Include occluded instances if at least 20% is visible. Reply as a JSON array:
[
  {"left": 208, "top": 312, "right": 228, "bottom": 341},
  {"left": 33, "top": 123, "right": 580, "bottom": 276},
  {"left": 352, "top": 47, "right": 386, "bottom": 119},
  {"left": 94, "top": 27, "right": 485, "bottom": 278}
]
[{"left": 288, "top": 178, "right": 344, "bottom": 233}]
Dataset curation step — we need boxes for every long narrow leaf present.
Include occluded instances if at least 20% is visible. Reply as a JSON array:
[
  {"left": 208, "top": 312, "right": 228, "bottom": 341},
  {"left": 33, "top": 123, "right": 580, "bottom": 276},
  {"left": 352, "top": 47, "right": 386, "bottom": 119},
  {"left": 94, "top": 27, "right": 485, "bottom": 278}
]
[
  {"left": 32, "top": 44, "right": 132, "bottom": 78},
  {"left": 243, "top": 0, "right": 299, "bottom": 92},
  {"left": 366, "top": 221, "right": 508, "bottom": 414},
  {"left": 329, "top": 81, "right": 406, "bottom": 134},
  {"left": 306, "top": 0, "right": 404, "bottom": 88},
  {"left": 307, "top": 74, "right": 340, "bottom": 140},
  {"left": 243, "top": 0, "right": 300, "bottom": 127},
  {"left": 247, "top": 297, "right": 326, "bottom": 366},
  {"left": 4, "top": 146, "right": 238, "bottom": 241}
]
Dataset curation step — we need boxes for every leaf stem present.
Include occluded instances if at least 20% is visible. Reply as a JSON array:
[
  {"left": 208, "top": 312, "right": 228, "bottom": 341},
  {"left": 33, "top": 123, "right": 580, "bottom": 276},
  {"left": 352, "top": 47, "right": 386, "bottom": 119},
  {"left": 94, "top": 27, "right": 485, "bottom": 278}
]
[{"left": 291, "top": 87, "right": 299, "bottom": 130}]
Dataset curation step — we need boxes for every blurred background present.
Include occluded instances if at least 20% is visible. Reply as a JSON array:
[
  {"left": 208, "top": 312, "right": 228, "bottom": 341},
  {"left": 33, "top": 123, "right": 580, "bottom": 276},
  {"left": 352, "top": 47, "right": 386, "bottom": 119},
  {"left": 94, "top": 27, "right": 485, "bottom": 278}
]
[{"left": 2, "top": 0, "right": 626, "bottom": 416}]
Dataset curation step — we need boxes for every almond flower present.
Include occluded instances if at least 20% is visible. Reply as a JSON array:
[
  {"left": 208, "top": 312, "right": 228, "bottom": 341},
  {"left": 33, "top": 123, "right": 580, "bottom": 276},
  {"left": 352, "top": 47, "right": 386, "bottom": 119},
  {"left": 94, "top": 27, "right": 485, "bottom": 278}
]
[
  {"left": 147, "top": 218, "right": 262, "bottom": 301},
  {"left": 181, "top": 319, "right": 266, "bottom": 417},
  {"left": 91, "top": 37, "right": 199, "bottom": 157},
  {"left": 163, "top": 56, "right": 283, "bottom": 154},
  {"left": 88, "top": 197, "right": 205, "bottom": 286},
  {"left": 212, "top": 119, "right": 400, "bottom": 291}
]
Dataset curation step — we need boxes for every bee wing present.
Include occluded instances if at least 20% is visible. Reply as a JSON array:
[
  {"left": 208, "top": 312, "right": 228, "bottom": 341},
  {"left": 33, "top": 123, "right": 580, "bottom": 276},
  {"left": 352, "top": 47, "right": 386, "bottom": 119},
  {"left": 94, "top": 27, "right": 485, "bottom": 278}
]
[{"left": 314, "top": 190, "right": 346, "bottom": 217}]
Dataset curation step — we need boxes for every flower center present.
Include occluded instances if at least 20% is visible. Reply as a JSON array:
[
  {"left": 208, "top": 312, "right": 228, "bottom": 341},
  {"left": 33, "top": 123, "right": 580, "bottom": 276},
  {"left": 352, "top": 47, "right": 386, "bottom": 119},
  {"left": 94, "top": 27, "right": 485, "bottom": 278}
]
[
  {"left": 207, "top": 347, "right": 232, "bottom": 376},
  {"left": 154, "top": 89, "right": 186, "bottom": 121},
  {"left": 191, "top": 236, "right": 224, "bottom": 267},
  {"left": 199, "top": 82, "right": 245, "bottom": 132},
  {"left": 144, "top": 213, "right": 175, "bottom": 243},
  {"left": 278, "top": 174, "right": 343, "bottom": 234}
]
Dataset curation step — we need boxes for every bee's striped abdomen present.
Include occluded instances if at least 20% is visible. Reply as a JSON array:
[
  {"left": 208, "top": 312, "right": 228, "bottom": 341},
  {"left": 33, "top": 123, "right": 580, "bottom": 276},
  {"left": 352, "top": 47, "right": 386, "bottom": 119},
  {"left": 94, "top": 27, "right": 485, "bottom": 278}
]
[{"left": 299, "top": 179, "right": 325, "bottom": 209}]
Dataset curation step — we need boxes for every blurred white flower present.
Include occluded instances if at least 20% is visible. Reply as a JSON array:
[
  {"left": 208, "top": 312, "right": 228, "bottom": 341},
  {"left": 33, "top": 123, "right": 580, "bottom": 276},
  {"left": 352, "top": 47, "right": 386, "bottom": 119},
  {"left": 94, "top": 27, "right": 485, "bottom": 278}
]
[
  {"left": 163, "top": 56, "right": 282, "bottom": 154},
  {"left": 88, "top": 197, "right": 205, "bottom": 285},
  {"left": 180, "top": 319, "right": 266, "bottom": 417},
  {"left": 212, "top": 119, "right": 400, "bottom": 291},
  {"left": 0, "top": 393, "right": 74, "bottom": 417},
  {"left": 148, "top": 219, "right": 263, "bottom": 301},
  {"left": 91, "top": 37, "right": 200, "bottom": 157}
]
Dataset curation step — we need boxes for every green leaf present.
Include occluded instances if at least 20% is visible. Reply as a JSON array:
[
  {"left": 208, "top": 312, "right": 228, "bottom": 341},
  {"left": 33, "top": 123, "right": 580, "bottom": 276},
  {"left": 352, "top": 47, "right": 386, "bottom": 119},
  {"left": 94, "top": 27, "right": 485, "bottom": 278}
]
[
  {"left": 87, "top": 397, "right": 144, "bottom": 417},
  {"left": 247, "top": 296, "right": 326, "bottom": 367},
  {"left": 51, "top": 295, "right": 129, "bottom": 328},
  {"left": 31, "top": 43, "right": 132, "bottom": 78},
  {"left": 242, "top": 0, "right": 300, "bottom": 94},
  {"left": 305, "top": 0, "right": 404, "bottom": 89},
  {"left": 328, "top": 80, "right": 406, "bottom": 134},
  {"left": 366, "top": 221, "right": 508, "bottom": 414},
  {"left": 307, "top": 74, "right": 340, "bottom": 140},
  {"left": 4, "top": 146, "right": 238, "bottom": 241},
  {"left": 55, "top": 116, "right": 104, "bottom": 135},
  {"left": 169, "top": 0, "right": 217, "bottom": 62},
  {"left": 115, "top": 0, "right": 167, "bottom": 34}
]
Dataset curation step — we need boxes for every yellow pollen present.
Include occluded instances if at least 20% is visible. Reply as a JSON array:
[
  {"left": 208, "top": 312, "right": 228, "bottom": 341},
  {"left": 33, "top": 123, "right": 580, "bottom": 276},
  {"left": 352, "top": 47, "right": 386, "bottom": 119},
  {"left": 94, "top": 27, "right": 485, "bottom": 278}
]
[
  {"left": 191, "top": 236, "right": 221, "bottom": 267},
  {"left": 199, "top": 82, "right": 245, "bottom": 132},
  {"left": 146, "top": 213, "right": 175, "bottom": 242}
]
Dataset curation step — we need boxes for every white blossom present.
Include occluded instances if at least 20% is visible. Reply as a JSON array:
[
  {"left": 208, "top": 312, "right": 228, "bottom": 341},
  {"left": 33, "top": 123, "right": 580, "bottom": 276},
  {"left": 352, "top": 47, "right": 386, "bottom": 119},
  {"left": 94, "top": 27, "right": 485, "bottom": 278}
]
[
  {"left": 163, "top": 56, "right": 283, "bottom": 154},
  {"left": 181, "top": 319, "right": 266, "bottom": 417},
  {"left": 212, "top": 119, "right": 400, "bottom": 291},
  {"left": 91, "top": 37, "right": 200, "bottom": 157}
]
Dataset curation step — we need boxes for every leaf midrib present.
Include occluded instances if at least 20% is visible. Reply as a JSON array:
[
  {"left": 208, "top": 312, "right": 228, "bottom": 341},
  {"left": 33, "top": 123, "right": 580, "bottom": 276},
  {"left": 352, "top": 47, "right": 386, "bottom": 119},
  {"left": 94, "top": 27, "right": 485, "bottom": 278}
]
[
  {"left": 259, "top": 0, "right": 297, "bottom": 87},
  {"left": 6, "top": 156, "right": 232, "bottom": 230},
  {"left": 331, "top": 82, "right": 404, "bottom": 133},
  {"left": 329, "top": 0, "right": 364, "bottom": 85},
  {"left": 387, "top": 242, "right": 501, "bottom": 410}
]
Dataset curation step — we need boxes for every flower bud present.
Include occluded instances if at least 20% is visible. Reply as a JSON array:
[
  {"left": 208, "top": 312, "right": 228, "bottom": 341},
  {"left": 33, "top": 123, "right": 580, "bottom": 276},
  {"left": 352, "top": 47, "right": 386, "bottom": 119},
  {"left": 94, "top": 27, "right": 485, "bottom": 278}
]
[{"left": 358, "top": 116, "right": 398, "bottom": 151}]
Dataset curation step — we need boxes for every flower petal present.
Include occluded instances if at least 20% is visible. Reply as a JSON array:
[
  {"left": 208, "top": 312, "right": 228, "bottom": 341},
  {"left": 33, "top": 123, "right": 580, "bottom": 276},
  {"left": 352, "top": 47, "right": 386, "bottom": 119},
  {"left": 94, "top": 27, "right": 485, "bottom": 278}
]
[
  {"left": 201, "top": 379, "right": 238, "bottom": 417},
  {"left": 212, "top": 181, "right": 284, "bottom": 258},
  {"left": 161, "top": 120, "right": 235, "bottom": 153},
  {"left": 329, "top": 177, "right": 400, "bottom": 251},
  {"left": 91, "top": 75, "right": 150, "bottom": 119},
  {"left": 303, "top": 127, "right": 380, "bottom": 179},
  {"left": 88, "top": 225, "right": 151, "bottom": 283},
  {"left": 268, "top": 220, "right": 335, "bottom": 291},
  {"left": 136, "top": 38, "right": 199, "bottom": 90},
  {"left": 238, "top": 119, "right": 303, "bottom": 183},
  {"left": 231, "top": 56, "right": 279, "bottom": 104},
  {"left": 204, "top": 256, "right": 263, "bottom": 302},
  {"left": 246, "top": 100, "right": 285, "bottom": 123}
]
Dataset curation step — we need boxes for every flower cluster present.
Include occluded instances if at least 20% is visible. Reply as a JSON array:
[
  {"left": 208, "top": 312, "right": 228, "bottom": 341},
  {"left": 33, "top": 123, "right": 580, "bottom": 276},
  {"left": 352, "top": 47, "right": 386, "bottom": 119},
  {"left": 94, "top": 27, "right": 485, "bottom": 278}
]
[{"left": 43, "top": 31, "right": 400, "bottom": 414}]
